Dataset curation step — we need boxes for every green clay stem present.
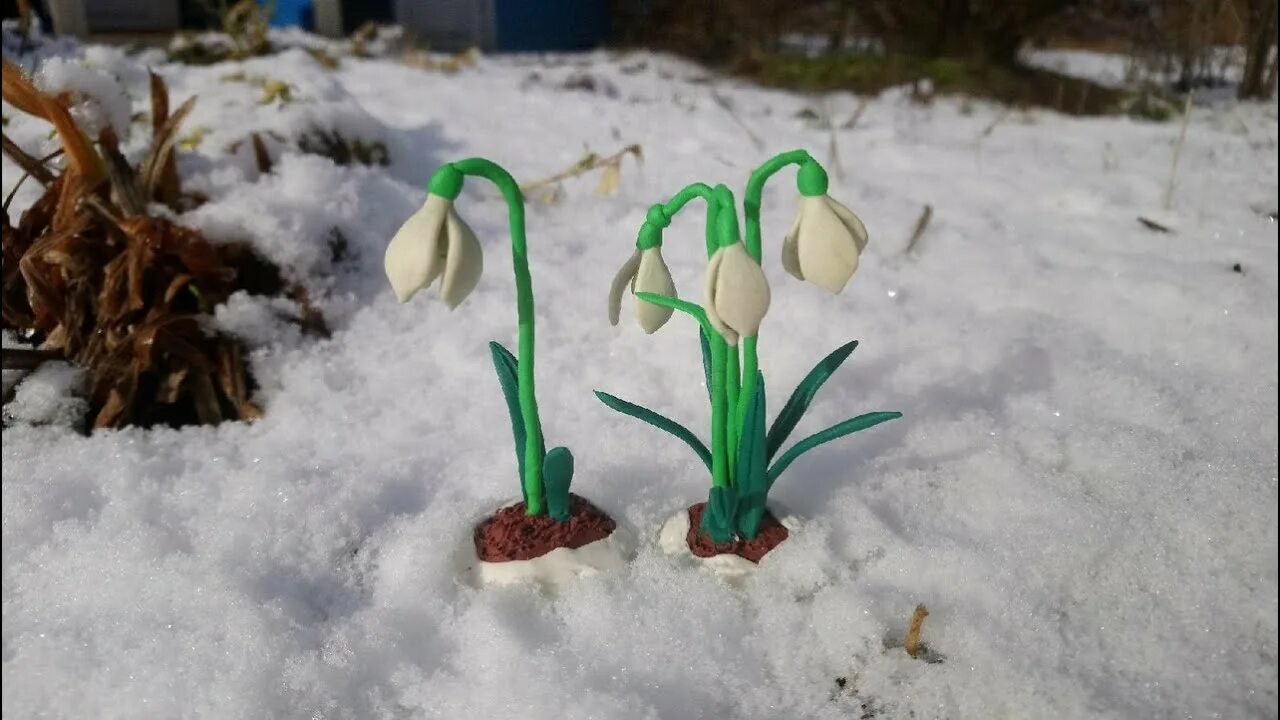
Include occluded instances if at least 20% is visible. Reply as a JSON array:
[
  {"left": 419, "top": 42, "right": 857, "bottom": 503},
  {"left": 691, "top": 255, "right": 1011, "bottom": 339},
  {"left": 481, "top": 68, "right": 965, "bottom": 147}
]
[
  {"left": 724, "top": 340, "right": 740, "bottom": 486},
  {"left": 701, "top": 195, "right": 733, "bottom": 488},
  {"left": 703, "top": 195, "right": 720, "bottom": 259},
  {"left": 708, "top": 331, "right": 730, "bottom": 490},
  {"left": 636, "top": 182, "right": 717, "bottom": 251},
  {"left": 711, "top": 184, "right": 744, "bottom": 472},
  {"left": 739, "top": 335, "right": 759, "bottom": 436},
  {"left": 661, "top": 182, "right": 717, "bottom": 224},
  {"left": 743, "top": 149, "right": 813, "bottom": 261},
  {"left": 737, "top": 149, "right": 818, "bottom": 432},
  {"left": 448, "top": 157, "right": 546, "bottom": 516},
  {"left": 712, "top": 184, "right": 741, "bottom": 250},
  {"left": 635, "top": 291, "right": 730, "bottom": 490}
]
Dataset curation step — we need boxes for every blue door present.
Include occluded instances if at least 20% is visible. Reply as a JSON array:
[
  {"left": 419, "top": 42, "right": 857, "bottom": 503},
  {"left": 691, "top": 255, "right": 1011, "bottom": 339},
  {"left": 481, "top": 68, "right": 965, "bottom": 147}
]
[
  {"left": 493, "top": 0, "right": 610, "bottom": 51},
  {"left": 268, "top": 0, "right": 313, "bottom": 29}
]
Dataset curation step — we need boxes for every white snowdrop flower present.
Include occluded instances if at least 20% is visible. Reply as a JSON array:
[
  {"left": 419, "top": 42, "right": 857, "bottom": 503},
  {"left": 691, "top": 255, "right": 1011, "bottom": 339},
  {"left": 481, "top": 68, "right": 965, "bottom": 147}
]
[
  {"left": 704, "top": 242, "right": 770, "bottom": 346},
  {"left": 781, "top": 194, "right": 869, "bottom": 294},
  {"left": 607, "top": 247, "right": 676, "bottom": 333},
  {"left": 384, "top": 193, "right": 483, "bottom": 307}
]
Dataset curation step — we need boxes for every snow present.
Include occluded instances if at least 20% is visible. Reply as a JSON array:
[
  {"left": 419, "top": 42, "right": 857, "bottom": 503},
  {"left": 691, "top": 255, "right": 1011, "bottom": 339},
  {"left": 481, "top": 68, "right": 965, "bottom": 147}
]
[
  {"left": 3, "top": 32, "right": 1278, "bottom": 720},
  {"left": 1023, "top": 46, "right": 1249, "bottom": 91},
  {"left": 3, "top": 361, "right": 85, "bottom": 428},
  {"left": 35, "top": 55, "right": 133, "bottom": 140}
]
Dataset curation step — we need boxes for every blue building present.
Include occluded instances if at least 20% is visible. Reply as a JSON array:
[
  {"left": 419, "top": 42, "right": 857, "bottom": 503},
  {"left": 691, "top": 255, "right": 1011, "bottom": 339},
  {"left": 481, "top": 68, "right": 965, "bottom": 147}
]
[{"left": 41, "top": 0, "right": 611, "bottom": 52}]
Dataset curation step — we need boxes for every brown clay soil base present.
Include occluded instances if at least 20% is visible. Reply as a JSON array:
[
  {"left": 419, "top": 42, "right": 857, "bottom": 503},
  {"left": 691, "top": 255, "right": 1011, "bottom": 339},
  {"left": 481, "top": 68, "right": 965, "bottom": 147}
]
[
  {"left": 474, "top": 494, "right": 616, "bottom": 562},
  {"left": 686, "top": 502, "right": 788, "bottom": 563}
]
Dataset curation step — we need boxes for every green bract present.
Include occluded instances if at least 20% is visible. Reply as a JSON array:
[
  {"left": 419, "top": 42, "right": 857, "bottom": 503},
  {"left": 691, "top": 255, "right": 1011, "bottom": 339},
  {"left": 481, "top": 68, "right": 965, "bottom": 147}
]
[
  {"left": 386, "top": 158, "right": 574, "bottom": 521},
  {"left": 596, "top": 150, "right": 901, "bottom": 544}
]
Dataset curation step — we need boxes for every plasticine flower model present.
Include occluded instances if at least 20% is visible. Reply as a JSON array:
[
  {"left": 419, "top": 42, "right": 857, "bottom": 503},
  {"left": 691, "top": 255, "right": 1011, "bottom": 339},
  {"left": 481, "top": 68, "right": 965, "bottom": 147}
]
[
  {"left": 598, "top": 149, "right": 901, "bottom": 551},
  {"left": 386, "top": 158, "right": 619, "bottom": 581}
]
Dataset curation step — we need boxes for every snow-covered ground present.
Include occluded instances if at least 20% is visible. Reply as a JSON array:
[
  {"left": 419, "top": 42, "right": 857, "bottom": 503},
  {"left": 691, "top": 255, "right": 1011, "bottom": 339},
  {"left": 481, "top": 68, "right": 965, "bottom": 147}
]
[{"left": 3, "top": 33, "right": 1277, "bottom": 719}]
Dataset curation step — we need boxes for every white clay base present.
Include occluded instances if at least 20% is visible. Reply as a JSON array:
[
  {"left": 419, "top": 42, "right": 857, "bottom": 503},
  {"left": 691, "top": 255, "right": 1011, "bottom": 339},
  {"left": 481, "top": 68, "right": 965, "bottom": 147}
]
[
  {"left": 462, "top": 499, "right": 634, "bottom": 593},
  {"left": 474, "top": 530, "right": 633, "bottom": 592},
  {"left": 658, "top": 506, "right": 801, "bottom": 582}
]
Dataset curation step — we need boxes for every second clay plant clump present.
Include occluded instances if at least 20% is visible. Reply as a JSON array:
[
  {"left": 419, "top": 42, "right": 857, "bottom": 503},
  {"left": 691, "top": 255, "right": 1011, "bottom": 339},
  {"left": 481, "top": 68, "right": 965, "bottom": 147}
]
[
  {"left": 384, "top": 158, "right": 625, "bottom": 588},
  {"left": 599, "top": 149, "right": 901, "bottom": 573}
]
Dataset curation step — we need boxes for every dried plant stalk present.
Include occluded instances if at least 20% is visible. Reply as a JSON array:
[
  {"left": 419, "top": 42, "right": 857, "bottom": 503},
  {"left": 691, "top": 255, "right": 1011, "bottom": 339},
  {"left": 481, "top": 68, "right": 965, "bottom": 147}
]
[
  {"left": 1164, "top": 91, "right": 1194, "bottom": 210},
  {"left": 149, "top": 72, "right": 183, "bottom": 207},
  {"left": 2, "top": 61, "right": 288, "bottom": 430},
  {"left": 250, "top": 132, "right": 272, "bottom": 173},
  {"left": 711, "top": 89, "right": 765, "bottom": 151},
  {"left": 520, "top": 144, "right": 643, "bottom": 199},
  {"left": 904, "top": 204, "right": 933, "bottom": 255},
  {"left": 905, "top": 604, "right": 930, "bottom": 658}
]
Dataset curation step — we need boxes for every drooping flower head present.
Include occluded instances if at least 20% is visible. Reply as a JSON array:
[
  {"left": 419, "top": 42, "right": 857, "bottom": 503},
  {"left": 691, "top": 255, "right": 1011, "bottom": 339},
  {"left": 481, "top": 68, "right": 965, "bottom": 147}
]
[
  {"left": 782, "top": 162, "right": 869, "bottom": 294},
  {"left": 704, "top": 241, "right": 770, "bottom": 347},
  {"left": 384, "top": 165, "right": 483, "bottom": 308},
  {"left": 608, "top": 245, "right": 677, "bottom": 333},
  {"left": 607, "top": 207, "right": 679, "bottom": 334}
]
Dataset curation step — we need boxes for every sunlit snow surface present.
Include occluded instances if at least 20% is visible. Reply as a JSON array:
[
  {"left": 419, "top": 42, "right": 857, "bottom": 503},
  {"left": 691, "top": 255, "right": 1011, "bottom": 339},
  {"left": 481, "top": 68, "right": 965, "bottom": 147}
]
[{"left": 3, "top": 34, "right": 1277, "bottom": 719}]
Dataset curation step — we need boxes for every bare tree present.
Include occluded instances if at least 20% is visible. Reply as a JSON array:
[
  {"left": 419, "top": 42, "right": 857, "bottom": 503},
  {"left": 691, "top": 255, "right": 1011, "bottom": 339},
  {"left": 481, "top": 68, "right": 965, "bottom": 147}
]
[{"left": 1238, "top": 0, "right": 1278, "bottom": 99}]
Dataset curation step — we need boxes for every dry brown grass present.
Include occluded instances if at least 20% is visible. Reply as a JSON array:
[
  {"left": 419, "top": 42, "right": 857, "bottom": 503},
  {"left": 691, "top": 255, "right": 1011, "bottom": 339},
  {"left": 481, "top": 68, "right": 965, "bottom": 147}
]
[{"left": 2, "top": 61, "right": 320, "bottom": 430}]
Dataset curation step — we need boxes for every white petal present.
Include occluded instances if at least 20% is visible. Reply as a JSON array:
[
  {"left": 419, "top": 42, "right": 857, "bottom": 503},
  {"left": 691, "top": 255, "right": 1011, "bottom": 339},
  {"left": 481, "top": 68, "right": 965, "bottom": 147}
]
[
  {"left": 824, "top": 195, "right": 869, "bottom": 253},
  {"left": 440, "top": 208, "right": 484, "bottom": 308},
  {"left": 633, "top": 248, "right": 676, "bottom": 333},
  {"left": 712, "top": 242, "right": 770, "bottom": 338},
  {"left": 702, "top": 249, "right": 738, "bottom": 346},
  {"left": 384, "top": 194, "right": 449, "bottom": 302},
  {"left": 796, "top": 196, "right": 858, "bottom": 294},
  {"left": 781, "top": 204, "right": 804, "bottom": 282},
  {"left": 607, "top": 250, "right": 641, "bottom": 326}
]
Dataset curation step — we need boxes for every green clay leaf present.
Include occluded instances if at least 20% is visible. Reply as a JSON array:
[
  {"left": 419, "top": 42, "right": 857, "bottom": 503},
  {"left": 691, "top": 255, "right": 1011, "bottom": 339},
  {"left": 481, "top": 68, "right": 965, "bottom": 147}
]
[
  {"left": 768, "top": 411, "right": 903, "bottom": 485},
  {"left": 701, "top": 486, "right": 738, "bottom": 544},
  {"left": 543, "top": 446, "right": 575, "bottom": 522},
  {"left": 766, "top": 339, "right": 859, "bottom": 463},
  {"left": 699, "top": 328, "right": 713, "bottom": 402},
  {"left": 594, "top": 390, "right": 712, "bottom": 470},
  {"left": 735, "top": 372, "right": 769, "bottom": 539},
  {"left": 634, "top": 291, "right": 714, "bottom": 338},
  {"left": 489, "top": 341, "right": 527, "bottom": 493}
]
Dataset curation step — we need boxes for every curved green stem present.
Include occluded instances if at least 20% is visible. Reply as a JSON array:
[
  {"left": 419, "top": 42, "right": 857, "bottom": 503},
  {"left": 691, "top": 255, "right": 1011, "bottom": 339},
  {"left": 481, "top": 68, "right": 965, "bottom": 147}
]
[
  {"left": 661, "top": 182, "right": 716, "bottom": 222},
  {"left": 743, "top": 149, "right": 813, "bottom": 261},
  {"left": 449, "top": 158, "right": 546, "bottom": 515},
  {"left": 638, "top": 182, "right": 717, "bottom": 253},
  {"left": 738, "top": 150, "right": 816, "bottom": 431}
]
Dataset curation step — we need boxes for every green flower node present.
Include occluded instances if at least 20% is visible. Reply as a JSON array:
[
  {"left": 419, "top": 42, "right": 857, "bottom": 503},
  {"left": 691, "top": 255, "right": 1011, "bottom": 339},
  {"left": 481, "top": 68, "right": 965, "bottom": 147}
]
[
  {"left": 427, "top": 164, "right": 464, "bottom": 200},
  {"left": 646, "top": 204, "right": 673, "bottom": 230},
  {"left": 796, "top": 161, "right": 829, "bottom": 197},
  {"left": 636, "top": 223, "right": 663, "bottom": 250}
]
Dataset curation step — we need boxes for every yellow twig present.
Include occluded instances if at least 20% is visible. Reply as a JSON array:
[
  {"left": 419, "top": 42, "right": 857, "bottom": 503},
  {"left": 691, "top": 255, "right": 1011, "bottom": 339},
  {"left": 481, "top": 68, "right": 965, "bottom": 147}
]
[{"left": 905, "top": 604, "right": 929, "bottom": 658}]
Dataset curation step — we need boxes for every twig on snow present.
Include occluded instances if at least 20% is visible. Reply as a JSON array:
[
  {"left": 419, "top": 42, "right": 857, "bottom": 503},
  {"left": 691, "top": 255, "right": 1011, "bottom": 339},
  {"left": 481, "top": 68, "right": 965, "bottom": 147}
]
[
  {"left": 903, "top": 204, "right": 933, "bottom": 255},
  {"left": 1164, "top": 90, "right": 1194, "bottom": 210},
  {"left": 711, "top": 89, "right": 765, "bottom": 151},
  {"left": 978, "top": 106, "right": 1015, "bottom": 140},
  {"left": 905, "top": 604, "right": 930, "bottom": 658}
]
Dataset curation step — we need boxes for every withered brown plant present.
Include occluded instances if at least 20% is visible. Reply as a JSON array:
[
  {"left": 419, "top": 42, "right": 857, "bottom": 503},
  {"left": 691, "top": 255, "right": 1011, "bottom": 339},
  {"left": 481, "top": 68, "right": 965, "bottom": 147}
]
[{"left": 2, "top": 60, "right": 305, "bottom": 430}]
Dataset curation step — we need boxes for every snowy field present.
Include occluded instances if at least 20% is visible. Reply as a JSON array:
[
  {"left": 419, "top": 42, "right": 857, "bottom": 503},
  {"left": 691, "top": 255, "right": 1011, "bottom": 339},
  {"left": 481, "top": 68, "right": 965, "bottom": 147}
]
[{"left": 3, "top": 33, "right": 1278, "bottom": 719}]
